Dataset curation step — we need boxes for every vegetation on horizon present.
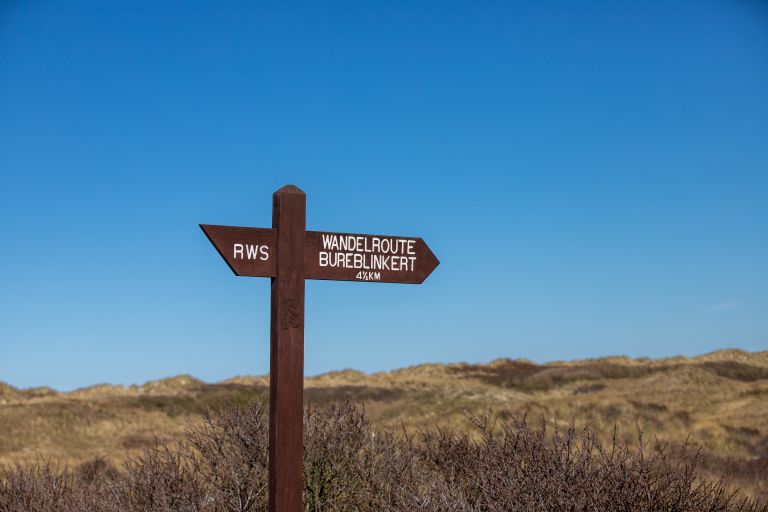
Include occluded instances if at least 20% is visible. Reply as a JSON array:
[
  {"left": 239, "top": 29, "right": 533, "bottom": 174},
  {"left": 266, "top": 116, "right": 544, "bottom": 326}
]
[
  {"left": 1, "top": 349, "right": 767, "bottom": 503},
  {"left": 2, "top": 400, "right": 765, "bottom": 512}
]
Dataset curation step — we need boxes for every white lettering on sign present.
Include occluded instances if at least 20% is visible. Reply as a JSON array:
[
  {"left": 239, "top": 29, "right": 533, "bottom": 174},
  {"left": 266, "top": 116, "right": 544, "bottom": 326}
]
[
  {"left": 318, "top": 234, "right": 417, "bottom": 279},
  {"left": 356, "top": 271, "right": 381, "bottom": 281},
  {"left": 233, "top": 243, "right": 269, "bottom": 261}
]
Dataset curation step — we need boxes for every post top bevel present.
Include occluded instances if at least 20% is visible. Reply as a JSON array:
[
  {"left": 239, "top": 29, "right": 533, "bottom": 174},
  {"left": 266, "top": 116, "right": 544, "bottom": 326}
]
[{"left": 274, "top": 184, "right": 304, "bottom": 195}]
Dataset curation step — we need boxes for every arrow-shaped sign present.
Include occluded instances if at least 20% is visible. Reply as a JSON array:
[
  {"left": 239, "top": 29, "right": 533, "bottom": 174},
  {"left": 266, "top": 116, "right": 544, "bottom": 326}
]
[
  {"left": 200, "top": 225, "right": 439, "bottom": 284},
  {"left": 200, "top": 224, "right": 276, "bottom": 277},
  {"left": 305, "top": 230, "right": 438, "bottom": 284}
]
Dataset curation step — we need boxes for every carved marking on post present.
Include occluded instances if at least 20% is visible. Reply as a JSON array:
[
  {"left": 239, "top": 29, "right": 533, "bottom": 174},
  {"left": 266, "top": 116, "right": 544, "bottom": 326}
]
[
  {"left": 200, "top": 185, "right": 439, "bottom": 512},
  {"left": 282, "top": 299, "right": 302, "bottom": 330}
]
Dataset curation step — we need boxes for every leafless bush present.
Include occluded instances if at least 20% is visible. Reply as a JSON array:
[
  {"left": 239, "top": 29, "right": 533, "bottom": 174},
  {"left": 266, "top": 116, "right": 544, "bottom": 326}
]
[
  {"left": 0, "top": 462, "right": 78, "bottom": 511},
  {"left": 186, "top": 401, "right": 269, "bottom": 511},
  {"left": 1, "top": 401, "right": 765, "bottom": 512}
]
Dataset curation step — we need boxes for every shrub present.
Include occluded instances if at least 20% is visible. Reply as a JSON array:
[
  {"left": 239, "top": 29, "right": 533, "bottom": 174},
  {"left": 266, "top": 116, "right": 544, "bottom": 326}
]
[{"left": 1, "top": 401, "right": 764, "bottom": 512}]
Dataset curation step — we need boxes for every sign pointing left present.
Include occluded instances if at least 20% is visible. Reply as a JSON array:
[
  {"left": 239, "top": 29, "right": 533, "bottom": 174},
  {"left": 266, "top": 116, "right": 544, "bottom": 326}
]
[{"left": 200, "top": 224, "right": 276, "bottom": 277}]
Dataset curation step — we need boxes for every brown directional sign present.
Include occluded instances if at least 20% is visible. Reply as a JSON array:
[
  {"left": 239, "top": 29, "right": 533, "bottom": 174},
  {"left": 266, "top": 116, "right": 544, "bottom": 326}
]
[
  {"left": 305, "top": 230, "right": 439, "bottom": 283},
  {"left": 201, "top": 185, "right": 439, "bottom": 512},
  {"left": 200, "top": 224, "right": 276, "bottom": 277},
  {"left": 200, "top": 226, "right": 440, "bottom": 284}
]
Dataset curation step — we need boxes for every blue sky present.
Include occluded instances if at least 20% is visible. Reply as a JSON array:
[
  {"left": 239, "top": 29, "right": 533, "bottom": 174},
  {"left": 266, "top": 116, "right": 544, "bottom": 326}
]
[{"left": 1, "top": 1, "right": 766, "bottom": 390}]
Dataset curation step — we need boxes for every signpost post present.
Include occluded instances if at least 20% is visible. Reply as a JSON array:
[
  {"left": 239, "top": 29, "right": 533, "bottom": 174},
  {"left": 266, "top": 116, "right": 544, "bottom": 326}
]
[{"left": 201, "top": 184, "right": 439, "bottom": 512}]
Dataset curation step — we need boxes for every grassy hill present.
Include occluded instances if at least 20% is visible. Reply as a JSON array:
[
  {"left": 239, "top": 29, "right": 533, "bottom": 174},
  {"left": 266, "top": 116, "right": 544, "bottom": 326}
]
[{"left": 2, "top": 349, "right": 767, "bottom": 500}]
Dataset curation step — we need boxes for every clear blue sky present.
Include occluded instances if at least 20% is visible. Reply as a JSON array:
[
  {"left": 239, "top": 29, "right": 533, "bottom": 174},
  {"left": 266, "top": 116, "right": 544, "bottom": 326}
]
[{"left": 1, "top": 1, "right": 766, "bottom": 390}]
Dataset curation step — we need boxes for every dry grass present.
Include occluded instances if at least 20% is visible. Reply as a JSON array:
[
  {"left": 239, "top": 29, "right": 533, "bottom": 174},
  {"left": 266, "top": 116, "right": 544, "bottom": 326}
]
[
  {"left": 1, "top": 349, "right": 767, "bottom": 501},
  {"left": 1, "top": 401, "right": 765, "bottom": 511}
]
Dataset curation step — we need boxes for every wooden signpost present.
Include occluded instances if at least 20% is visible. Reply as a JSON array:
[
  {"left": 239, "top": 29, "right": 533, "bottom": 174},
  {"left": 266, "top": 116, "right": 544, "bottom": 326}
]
[{"left": 201, "top": 185, "right": 439, "bottom": 512}]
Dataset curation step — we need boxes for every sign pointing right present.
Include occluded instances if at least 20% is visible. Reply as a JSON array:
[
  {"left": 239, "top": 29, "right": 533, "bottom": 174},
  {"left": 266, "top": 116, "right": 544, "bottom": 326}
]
[{"left": 305, "top": 230, "right": 439, "bottom": 284}]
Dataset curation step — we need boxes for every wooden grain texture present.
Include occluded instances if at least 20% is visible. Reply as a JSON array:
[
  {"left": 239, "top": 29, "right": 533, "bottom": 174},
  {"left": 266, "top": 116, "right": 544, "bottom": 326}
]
[{"left": 269, "top": 185, "right": 306, "bottom": 512}]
